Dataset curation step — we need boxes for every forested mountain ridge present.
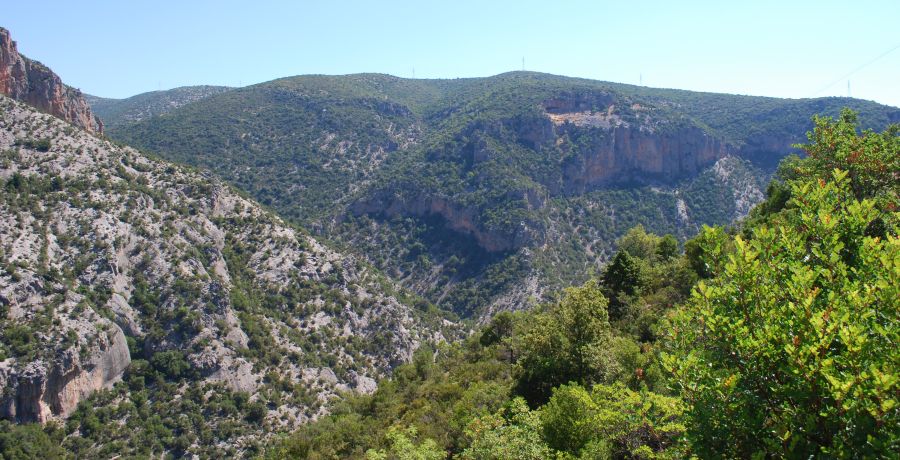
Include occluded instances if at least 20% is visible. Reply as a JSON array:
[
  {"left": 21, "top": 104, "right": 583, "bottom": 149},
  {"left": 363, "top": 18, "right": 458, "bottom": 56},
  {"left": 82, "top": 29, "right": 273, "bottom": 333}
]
[
  {"left": 85, "top": 85, "right": 232, "bottom": 129},
  {"left": 0, "top": 94, "right": 454, "bottom": 457},
  {"left": 110, "top": 72, "right": 900, "bottom": 318}
]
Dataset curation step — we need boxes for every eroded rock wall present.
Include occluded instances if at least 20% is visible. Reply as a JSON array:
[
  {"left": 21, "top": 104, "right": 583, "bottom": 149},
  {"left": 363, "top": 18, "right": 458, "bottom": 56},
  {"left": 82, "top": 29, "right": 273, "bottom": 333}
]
[{"left": 0, "top": 27, "right": 102, "bottom": 134}]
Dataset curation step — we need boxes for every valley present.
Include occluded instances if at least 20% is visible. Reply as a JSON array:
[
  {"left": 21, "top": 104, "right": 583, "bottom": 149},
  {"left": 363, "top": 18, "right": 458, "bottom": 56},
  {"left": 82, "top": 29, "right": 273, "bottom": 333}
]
[{"left": 0, "top": 18, "right": 897, "bottom": 459}]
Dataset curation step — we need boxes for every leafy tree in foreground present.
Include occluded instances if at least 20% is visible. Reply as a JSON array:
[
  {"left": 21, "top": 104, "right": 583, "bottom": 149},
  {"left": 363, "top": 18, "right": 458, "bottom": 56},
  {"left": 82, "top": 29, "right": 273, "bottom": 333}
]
[
  {"left": 460, "top": 398, "right": 551, "bottom": 460},
  {"left": 539, "top": 382, "right": 686, "bottom": 459},
  {"left": 514, "top": 281, "right": 612, "bottom": 405},
  {"left": 664, "top": 169, "right": 899, "bottom": 457},
  {"left": 365, "top": 426, "right": 444, "bottom": 460}
]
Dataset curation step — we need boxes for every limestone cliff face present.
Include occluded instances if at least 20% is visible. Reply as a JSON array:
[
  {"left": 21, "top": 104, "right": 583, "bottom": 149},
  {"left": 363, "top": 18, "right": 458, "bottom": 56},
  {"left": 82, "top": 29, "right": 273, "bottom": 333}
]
[
  {"left": 540, "top": 97, "right": 731, "bottom": 192},
  {"left": 736, "top": 132, "right": 804, "bottom": 169},
  {"left": 559, "top": 123, "right": 729, "bottom": 193},
  {"left": 0, "top": 324, "right": 130, "bottom": 422},
  {"left": 0, "top": 27, "right": 102, "bottom": 134}
]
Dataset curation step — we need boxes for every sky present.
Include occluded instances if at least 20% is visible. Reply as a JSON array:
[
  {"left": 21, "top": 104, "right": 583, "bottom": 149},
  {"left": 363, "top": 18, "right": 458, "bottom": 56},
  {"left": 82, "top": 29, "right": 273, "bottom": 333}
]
[{"left": 4, "top": 1, "right": 899, "bottom": 107}]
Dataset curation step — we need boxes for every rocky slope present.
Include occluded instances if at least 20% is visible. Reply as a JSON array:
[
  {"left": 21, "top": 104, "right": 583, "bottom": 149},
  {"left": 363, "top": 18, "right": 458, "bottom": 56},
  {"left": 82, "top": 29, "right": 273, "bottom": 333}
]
[
  {"left": 85, "top": 85, "right": 232, "bottom": 129},
  {"left": 0, "top": 28, "right": 102, "bottom": 134},
  {"left": 0, "top": 94, "right": 451, "bottom": 455},
  {"left": 110, "top": 72, "right": 900, "bottom": 319}
]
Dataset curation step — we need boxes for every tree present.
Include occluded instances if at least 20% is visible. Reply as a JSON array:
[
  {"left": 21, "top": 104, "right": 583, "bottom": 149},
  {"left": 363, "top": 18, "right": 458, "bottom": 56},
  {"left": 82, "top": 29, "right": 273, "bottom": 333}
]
[
  {"left": 515, "top": 281, "right": 611, "bottom": 405},
  {"left": 479, "top": 311, "right": 518, "bottom": 361},
  {"left": 0, "top": 421, "right": 65, "bottom": 460},
  {"left": 797, "top": 108, "right": 899, "bottom": 204},
  {"left": 601, "top": 251, "right": 644, "bottom": 320},
  {"left": 365, "top": 426, "right": 444, "bottom": 460},
  {"left": 682, "top": 225, "right": 731, "bottom": 279},
  {"left": 616, "top": 225, "right": 661, "bottom": 261},
  {"left": 460, "top": 398, "right": 551, "bottom": 460},
  {"left": 655, "top": 234, "right": 679, "bottom": 262},
  {"left": 540, "top": 383, "right": 687, "bottom": 459},
  {"left": 664, "top": 170, "right": 899, "bottom": 457}
]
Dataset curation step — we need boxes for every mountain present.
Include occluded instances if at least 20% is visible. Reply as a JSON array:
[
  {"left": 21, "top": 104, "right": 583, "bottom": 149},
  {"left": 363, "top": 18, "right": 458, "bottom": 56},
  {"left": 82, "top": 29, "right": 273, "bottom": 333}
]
[
  {"left": 110, "top": 72, "right": 900, "bottom": 318},
  {"left": 0, "top": 93, "right": 454, "bottom": 456},
  {"left": 0, "top": 27, "right": 102, "bottom": 134},
  {"left": 85, "top": 85, "right": 232, "bottom": 129}
]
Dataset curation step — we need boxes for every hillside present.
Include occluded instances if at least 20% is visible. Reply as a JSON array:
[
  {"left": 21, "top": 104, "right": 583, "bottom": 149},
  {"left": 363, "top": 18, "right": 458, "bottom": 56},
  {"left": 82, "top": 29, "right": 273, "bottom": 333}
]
[
  {"left": 0, "top": 94, "right": 454, "bottom": 457},
  {"left": 110, "top": 72, "right": 900, "bottom": 318},
  {"left": 85, "top": 85, "right": 232, "bottom": 129}
]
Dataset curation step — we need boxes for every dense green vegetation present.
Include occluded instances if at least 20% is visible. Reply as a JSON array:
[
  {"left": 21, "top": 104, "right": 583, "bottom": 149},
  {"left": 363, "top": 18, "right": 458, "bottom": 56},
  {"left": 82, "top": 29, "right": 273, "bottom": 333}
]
[
  {"left": 665, "top": 110, "right": 899, "bottom": 457},
  {"left": 261, "top": 110, "right": 897, "bottom": 458},
  {"left": 263, "top": 228, "right": 693, "bottom": 459},
  {"left": 110, "top": 72, "right": 899, "bottom": 318}
]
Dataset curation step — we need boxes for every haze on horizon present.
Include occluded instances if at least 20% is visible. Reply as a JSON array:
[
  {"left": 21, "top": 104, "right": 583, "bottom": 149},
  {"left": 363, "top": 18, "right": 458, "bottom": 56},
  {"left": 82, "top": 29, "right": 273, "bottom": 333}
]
[{"left": 4, "top": 0, "right": 899, "bottom": 107}]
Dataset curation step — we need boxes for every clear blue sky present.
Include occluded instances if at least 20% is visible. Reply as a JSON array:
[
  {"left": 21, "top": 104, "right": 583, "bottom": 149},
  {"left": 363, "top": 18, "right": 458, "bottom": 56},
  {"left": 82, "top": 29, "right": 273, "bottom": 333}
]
[{"left": 5, "top": 1, "right": 899, "bottom": 107}]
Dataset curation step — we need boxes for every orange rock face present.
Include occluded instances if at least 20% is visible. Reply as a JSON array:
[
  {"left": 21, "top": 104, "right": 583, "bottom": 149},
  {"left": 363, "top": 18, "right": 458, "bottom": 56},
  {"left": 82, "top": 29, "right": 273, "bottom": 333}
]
[{"left": 0, "top": 27, "right": 102, "bottom": 134}]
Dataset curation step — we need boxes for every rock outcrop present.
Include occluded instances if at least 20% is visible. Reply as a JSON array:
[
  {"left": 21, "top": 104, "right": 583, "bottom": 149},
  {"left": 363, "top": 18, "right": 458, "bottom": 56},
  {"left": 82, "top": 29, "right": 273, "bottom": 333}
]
[
  {"left": 558, "top": 122, "right": 729, "bottom": 192},
  {"left": 0, "top": 323, "right": 130, "bottom": 422},
  {"left": 0, "top": 94, "right": 446, "bottom": 427},
  {"left": 0, "top": 27, "right": 102, "bottom": 134},
  {"left": 355, "top": 99, "right": 731, "bottom": 254}
]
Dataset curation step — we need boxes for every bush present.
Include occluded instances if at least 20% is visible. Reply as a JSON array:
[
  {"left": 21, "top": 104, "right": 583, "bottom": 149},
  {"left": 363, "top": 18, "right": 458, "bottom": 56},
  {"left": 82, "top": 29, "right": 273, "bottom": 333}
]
[
  {"left": 665, "top": 170, "right": 899, "bottom": 457},
  {"left": 15, "top": 138, "right": 52, "bottom": 152},
  {"left": 0, "top": 421, "right": 65, "bottom": 460},
  {"left": 151, "top": 350, "right": 191, "bottom": 380}
]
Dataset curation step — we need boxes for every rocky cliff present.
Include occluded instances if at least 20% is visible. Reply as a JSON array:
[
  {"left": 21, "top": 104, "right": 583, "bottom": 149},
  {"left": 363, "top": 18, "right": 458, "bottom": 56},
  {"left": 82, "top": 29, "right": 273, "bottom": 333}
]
[
  {"left": 553, "top": 116, "right": 730, "bottom": 192},
  {"left": 0, "top": 94, "right": 448, "bottom": 432},
  {"left": 0, "top": 27, "right": 102, "bottom": 134}
]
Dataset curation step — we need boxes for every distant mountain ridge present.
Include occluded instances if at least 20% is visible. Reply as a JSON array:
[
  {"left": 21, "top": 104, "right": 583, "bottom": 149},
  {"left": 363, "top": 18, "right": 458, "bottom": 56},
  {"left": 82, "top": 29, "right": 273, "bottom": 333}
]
[
  {"left": 0, "top": 27, "right": 102, "bottom": 134},
  {"left": 86, "top": 85, "right": 232, "bottom": 129},
  {"left": 111, "top": 72, "right": 899, "bottom": 318}
]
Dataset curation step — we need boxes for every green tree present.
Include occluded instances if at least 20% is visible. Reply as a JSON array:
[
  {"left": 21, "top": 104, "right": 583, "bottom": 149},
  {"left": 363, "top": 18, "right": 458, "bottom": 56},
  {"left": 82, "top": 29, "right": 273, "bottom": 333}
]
[
  {"left": 798, "top": 108, "right": 899, "bottom": 204},
  {"left": 150, "top": 350, "right": 191, "bottom": 380},
  {"left": 460, "top": 398, "right": 552, "bottom": 460},
  {"left": 540, "top": 383, "right": 687, "bottom": 459},
  {"left": 515, "top": 281, "right": 611, "bottom": 405},
  {"left": 655, "top": 234, "right": 679, "bottom": 262},
  {"left": 601, "top": 251, "right": 644, "bottom": 320},
  {"left": 664, "top": 171, "right": 899, "bottom": 457},
  {"left": 682, "top": 225, "right": 731, "bottom": 279},
  {"left": 0, "top": 421, "right": 65, "bottom": 460},
  {"left": 540, "top": 383, "right": 598, "bottom": 454},
  {"left": 366, "top": 426, "right": 445, "bottom": 460},
  {"left": 479, "top": 311, "right": 519, "bottom": 362},
  {"left": 616, "top": 225, "right": 661, "bottom": 261}
]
